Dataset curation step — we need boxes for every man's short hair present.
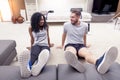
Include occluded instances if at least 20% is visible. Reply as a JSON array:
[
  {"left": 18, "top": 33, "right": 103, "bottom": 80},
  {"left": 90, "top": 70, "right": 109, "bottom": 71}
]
[{"left": 71, "top": 9, "right": 81, "bottom": 16}]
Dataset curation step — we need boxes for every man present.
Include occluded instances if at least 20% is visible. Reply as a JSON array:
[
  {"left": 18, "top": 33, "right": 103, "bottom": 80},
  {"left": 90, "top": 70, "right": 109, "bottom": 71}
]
[{"left": 57, "top": 10, "right": 118, "bottom": 74}]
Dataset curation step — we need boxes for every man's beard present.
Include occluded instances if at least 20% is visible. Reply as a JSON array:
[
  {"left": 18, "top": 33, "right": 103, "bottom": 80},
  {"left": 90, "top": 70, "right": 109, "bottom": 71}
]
[{"left": 71, "top": 20, "right": 78, "bottom": 25}]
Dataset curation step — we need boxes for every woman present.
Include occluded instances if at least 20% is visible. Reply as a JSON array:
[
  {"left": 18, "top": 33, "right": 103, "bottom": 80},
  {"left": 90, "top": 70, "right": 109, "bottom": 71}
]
[{"left": 18, "top": 12, "right": 54, "bottom": 78}]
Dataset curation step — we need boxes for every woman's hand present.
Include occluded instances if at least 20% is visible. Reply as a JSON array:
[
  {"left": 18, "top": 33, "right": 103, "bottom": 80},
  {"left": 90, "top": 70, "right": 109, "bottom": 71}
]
[
  {"left": 26, "top": 47, "right": 31, "bottom": 50},
  {"left": 56, "top": 45, "right": 63, "bottom": 49}
]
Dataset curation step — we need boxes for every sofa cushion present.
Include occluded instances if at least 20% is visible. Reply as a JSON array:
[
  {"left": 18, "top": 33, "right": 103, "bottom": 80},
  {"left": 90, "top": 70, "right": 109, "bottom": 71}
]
[
  {"left": 84, "top": 63, "right": 103, "bottom": 80},
  {"left": 3, "top": 49, "right": 17, "bottom": 65},
  {"left": 58, "top": 62, "right": 120, "bottom": 80},
  {"left": 0, "top": 40, "right": 17, "bottom": 65},
  {"left": 47, "top": 12, "right": 92, "bottom": 22},
  {"left": 21, "top": 65, "right": 57, "bottom": 80},
  {"left": 102, "top": 62, "right": 120, "bottom": 80},
  {"left": 0, "top": 66, "right": 21, "bottom": 80},
  {"left": 58, "top": 64, "right": 85, "bottom": 80},
  {"left": 0, "top": 65, "right": 57, "bottom": 80}
]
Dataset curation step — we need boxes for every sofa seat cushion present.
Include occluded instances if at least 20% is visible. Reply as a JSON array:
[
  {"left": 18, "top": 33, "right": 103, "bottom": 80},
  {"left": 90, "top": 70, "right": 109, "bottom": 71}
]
[
  {"left": 47, "top": 12, "right": 92, "bottom": 22},
  {"left": 0, "top": 66, "right": 21, "bottom": 80},
  {"left": 22, "top": 65, "right": 57, "bottom": 80},
  {"left": 0, "top": 65, "right": 57, "bottom": 80},
  {"left": 58, "top": 62, "right": 120, "bottom": 80}
]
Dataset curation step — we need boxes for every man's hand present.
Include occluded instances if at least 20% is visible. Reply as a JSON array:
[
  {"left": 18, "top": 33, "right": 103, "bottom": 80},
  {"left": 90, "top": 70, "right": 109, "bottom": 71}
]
[
  {"left": 86, "top": 44, "right": 91, "bottom": 48},
  {"left": 50, "top": 43, "right": 54, "bottom": 47}
]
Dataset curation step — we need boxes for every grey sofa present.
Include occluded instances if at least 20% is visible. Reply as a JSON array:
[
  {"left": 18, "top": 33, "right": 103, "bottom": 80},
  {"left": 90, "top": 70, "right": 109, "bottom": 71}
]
[
  {"left": 0, "top": 40, "right": 120, "bottom": 80},
  {"left": 0, "top": 40, "right": 17, "bottom": 65},
  {"left": 0, "top": 62, "right": 120, "bottom": 80}
]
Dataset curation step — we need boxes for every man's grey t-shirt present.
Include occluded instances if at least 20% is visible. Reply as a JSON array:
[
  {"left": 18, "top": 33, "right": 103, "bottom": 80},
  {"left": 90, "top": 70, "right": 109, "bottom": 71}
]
[{"left": 64, "top": 22, "right": 88, "bottom": 45}]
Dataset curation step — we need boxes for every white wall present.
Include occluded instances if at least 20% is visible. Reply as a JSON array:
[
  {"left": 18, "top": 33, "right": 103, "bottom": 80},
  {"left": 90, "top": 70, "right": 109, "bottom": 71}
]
[
  {"left": 0, "top": 0, "right": 11, "bottom": 21},
  {"left": 38, "top": 0, "right": 88, "bottom": 14}
]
